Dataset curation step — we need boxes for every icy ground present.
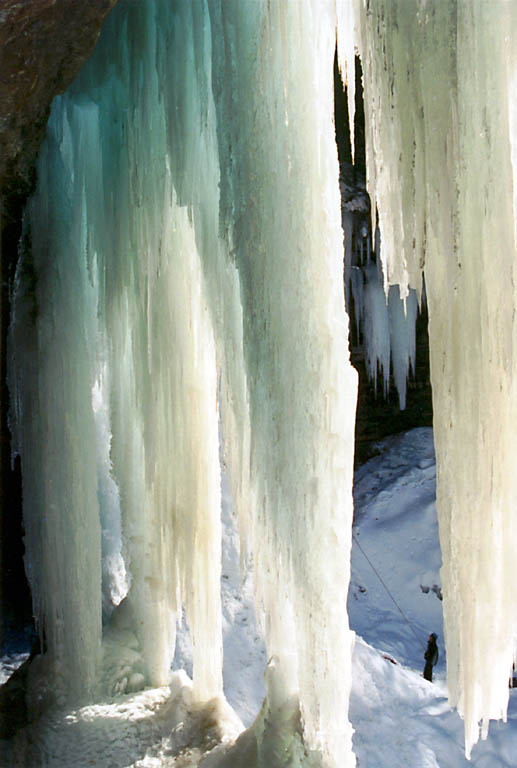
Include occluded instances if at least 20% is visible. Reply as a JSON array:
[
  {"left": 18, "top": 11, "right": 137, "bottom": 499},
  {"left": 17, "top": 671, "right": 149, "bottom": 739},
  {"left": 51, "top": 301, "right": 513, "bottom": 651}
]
[{"left": 2, "top": 427, "right": 517, "bottom": 766}]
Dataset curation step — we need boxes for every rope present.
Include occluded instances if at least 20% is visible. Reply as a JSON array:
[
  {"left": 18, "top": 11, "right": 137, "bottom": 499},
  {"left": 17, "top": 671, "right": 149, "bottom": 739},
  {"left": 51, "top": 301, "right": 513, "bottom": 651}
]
[{"left": 352, "top": 530, "right": 426, "bottom": 651}]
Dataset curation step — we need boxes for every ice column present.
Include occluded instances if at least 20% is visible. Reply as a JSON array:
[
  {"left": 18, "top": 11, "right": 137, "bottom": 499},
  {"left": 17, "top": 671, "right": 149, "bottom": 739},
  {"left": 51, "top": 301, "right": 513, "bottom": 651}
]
[
  {"left": 353, "top": 0, "right": 517, "bottom": 755},
  {"left": 208, "top": 3, "right": 357, "bottom": 764},
  {"left": 8, "top": 100, "right": 104, "bottom": 703}
]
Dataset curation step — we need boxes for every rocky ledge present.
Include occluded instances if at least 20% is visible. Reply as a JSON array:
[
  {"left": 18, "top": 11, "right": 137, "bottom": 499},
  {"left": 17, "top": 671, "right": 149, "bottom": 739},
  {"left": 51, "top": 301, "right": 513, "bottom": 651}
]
[{"left": 0, "top": 0, "right": 119, "bottom": 205}]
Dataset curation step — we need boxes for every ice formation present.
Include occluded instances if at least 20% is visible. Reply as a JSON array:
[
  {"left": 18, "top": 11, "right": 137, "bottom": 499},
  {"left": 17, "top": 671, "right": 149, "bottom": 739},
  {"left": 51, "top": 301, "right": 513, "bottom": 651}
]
[
  {"left": 8, "top": 0, "right": 517, "bottom": 762},
  {"left": 339, "top": 81, "right": 419, "bottom": 412},
  {"left": 8, "top": 0, "right": 357, "bottom": 765},
  {"left": 344, "top": 247, "right": 418, "bottom": 410},
  {"left": 354, "top": 0, "right": 517, "bottom": 756}
]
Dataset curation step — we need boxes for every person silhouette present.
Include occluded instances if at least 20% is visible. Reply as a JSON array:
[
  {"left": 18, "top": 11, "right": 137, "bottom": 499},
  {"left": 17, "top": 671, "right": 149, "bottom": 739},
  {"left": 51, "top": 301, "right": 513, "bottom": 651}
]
[{"left": 424, "top": 633, "right": 438, "bottom": 681}]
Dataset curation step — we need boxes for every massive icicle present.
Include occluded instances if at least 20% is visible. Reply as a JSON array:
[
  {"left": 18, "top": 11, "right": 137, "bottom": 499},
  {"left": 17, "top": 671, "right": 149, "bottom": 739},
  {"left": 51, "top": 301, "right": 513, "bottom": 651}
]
[
  {"left": 9, "top": 0, "right": 357, "bottom": 764},
  {"left": 353, "top": 0, "right": 517, "bottom": 756}
]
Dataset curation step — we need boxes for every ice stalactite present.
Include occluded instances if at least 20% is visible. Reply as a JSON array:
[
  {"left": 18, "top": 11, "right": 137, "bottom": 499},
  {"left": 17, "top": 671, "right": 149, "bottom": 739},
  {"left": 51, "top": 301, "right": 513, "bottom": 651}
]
[
  {"left": 340, "top": 195, "right": 419, "bottom": 411},
  {"left": 9, "top": 0, "right": 357, "bottom": 765},
  {"left": 338, "top": 65, "right": 419, "bottom": 412},
  {"left": 354, "top": 0, "right": 517, "bottom": 756},
  {"left": 387, "top": 285, "right": 417, "bottom": 412},
  {"left": 350, "top": 255, "right": 418, "bottom": 411}
]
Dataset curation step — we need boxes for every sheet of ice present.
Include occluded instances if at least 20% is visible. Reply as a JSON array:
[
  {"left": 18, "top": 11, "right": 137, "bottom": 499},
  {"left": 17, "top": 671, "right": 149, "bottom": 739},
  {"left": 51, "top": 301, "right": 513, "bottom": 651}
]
[{"left": 353, "top": 0, "right": 517, "bottom": 754}]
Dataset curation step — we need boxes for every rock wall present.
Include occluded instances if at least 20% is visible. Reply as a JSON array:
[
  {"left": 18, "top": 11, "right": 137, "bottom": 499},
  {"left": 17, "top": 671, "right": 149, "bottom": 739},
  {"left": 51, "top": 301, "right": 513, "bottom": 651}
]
[{"left": 0, "top": 0, "right": 119, "bottom": 203}]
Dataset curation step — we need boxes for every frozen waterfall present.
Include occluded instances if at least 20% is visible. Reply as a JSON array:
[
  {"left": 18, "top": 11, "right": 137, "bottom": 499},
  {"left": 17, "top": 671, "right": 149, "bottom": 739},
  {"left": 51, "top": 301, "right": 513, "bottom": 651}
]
[
  {"left": 8, "top": 0, "right": 357, "bottom": 765},
  {"left": 7, "top": 0, "right": 517, "bottom": 763}
]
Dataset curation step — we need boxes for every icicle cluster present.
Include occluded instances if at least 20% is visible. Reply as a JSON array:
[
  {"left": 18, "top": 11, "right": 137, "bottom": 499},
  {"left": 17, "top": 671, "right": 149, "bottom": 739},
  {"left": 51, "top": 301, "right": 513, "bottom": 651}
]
[
  {"left": 353, "top": 0, "right": 517, "bottom": 756},
  {"left": 340, "top": 187, "right": 419, "bottom": 410},
  {"left": 338, "top": 90, "right": 418, "bottom": 411},
  {"left": 9, "top": 1, "right": 357, "bottom": 765}
]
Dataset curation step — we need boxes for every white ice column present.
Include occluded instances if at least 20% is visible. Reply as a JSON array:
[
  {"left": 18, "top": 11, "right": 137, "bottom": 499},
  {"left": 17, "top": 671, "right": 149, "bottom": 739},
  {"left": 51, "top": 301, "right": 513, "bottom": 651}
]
[
  {"left": 208, "top": 2, "right": 358, "bottom": 764},
  {"left": 354, "top": 0, "right": 517, "bottom": 754}
]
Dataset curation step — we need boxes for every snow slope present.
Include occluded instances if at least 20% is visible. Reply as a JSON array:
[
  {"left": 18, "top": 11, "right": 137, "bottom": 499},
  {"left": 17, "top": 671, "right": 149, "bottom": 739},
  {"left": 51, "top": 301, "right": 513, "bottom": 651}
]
[
  {"left": 350, "top": 428, "right": 443, "bottom": 675},
  {"left": 349, "top": 428, "right": 517, "bottom": 767},
  {"left": 2, "top": 427, "right": 517, "bottom": 766}
]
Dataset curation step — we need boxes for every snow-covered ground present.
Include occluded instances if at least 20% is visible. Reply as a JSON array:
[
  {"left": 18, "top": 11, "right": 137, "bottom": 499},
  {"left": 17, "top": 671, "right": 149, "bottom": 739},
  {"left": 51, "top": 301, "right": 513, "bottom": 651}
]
[
  {"left": 2, "top": 427, "right": 517, "bottom": 766},
  {"left": 348, "top": 428, "right": 517, "bottom": 767}
]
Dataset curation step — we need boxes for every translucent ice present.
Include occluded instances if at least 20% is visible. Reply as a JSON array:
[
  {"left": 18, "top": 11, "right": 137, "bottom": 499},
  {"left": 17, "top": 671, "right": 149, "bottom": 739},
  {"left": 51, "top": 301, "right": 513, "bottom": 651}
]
[{"left": 9, "top": 1, "right": 357, "bottom": 765}]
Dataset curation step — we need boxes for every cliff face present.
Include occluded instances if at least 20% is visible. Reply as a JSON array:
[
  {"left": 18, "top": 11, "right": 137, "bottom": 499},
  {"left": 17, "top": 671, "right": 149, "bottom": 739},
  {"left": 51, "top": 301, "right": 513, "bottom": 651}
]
[{"left": 0, "top": 0, "right": 119, "bottom": 205}]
